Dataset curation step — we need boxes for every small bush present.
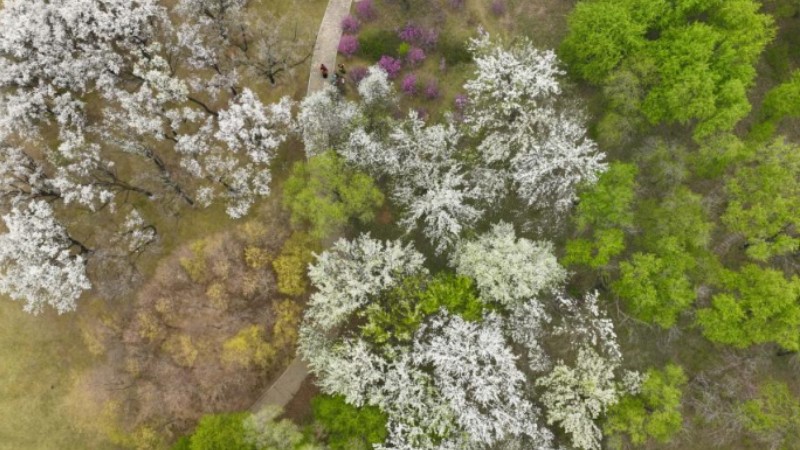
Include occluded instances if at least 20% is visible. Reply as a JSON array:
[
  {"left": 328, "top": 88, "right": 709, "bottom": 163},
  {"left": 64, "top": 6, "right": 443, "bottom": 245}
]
[
  {"left": 271, "top": 300, "right": 302, "bottom": 349},
  {"left": 454, "top": 93, "right": 469, "bottom": 111},
  {"left": 378, "top": 55, "right": 402, "bottom": 79},
  {"left": 448, "top": 0, "right": 465, "bottom": 9},
  {"left": 349, "top": 66, "right": 369, "bottom": 84},
  {"left": 222, "top": 325, "right": 276, "bottom": 369},
  {"left": 440, "top": 38, "right": 472, "bottom": 65},
  {"left": 341, "top": 15, "right": 360, "bottom": 33},
  {"left": 398, "top": 23, "right": 423, "bottom": 43},
  {"left": 272, "top": 232, "right": 319, "bottom": 296},
  {"left": 407, "top": 47, "right": 426, "bottom": 66},
  {"left": 355, "top": 0, "right": 377, "bottom": 21},
  {"left": 397, "top": 42, "right": 411, "bottom": 57},
  {"left": 358, "top": 29, "right": 402, "bottom": 61},
  {"left": 163, "top": 334, "right": 199, "bottom": 368},
  {"left": 179, "top": 240, "right": 208, "bottom": 283},
  {"left": 244, "top": 246, "right": 271, "bottom": 269},
  {"left": 424, "top": 79, "right": 440, "bottom": 100},
  {"left": 491, "top": 0, "right": 507, "bottom": 16},
  {"left": 338, "top": 34, "right": 359, "bottom": 58},
  {"left": 401, "top": 74, "right": 418, "bottom": 95},
  {"left": 398, "top": 23, "right": 438, "bottom": 49}
]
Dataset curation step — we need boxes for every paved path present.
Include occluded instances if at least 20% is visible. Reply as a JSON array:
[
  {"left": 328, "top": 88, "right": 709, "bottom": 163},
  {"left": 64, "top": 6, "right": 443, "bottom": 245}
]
[
  {"left": 252, "top": 0, "right": 352, "bottom": 413},
  {"left": 250, "top": 356, "right": 310, "bottom": 412},
  {"left": 307, "top": 0, "right": 354, "bottom": 94}
]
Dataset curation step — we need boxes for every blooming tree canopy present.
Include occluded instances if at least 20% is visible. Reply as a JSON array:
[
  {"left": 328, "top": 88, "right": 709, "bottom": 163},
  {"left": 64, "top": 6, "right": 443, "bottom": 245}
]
[{"left": 0, "top": 201, "right": 91, "bottom": 314}]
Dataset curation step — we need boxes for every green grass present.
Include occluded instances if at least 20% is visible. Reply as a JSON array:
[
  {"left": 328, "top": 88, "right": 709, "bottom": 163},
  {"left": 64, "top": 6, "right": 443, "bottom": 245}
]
[{"left": 0, "top": 301, "right": 112, "bottom": 450}]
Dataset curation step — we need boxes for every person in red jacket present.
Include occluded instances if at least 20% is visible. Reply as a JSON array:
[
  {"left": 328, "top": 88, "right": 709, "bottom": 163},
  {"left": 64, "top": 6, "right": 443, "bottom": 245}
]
[{"left": 320, "top": 64, "right": 329, "bottom": 79}]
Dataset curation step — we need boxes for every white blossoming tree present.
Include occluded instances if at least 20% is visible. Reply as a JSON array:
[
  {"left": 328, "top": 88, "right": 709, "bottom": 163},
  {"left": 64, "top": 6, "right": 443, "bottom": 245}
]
[
  {"left": 536, "top": 346, "right": 629, "bottom": 450},
  {"left": 299, "top": 234, "right": 558, "bottom": 449},
  {"left": 464, "top": 31, "right": 606, "bottom": 213},
  {"left": 0, "top": 201, "right": 91, "bottom": 314},
  {"left": 452, "top": 221, "right": 566, "bottom": 306},
  {"left": 297, "top": 85, "right": 361, "bottom": 157},
  {"left": 414, "top": 313, "right": 552, "bottom": 447},
  {"left": 176, "top": 89, "right": 294, "bottom": 217},
  {"left": 305, "top": 234, "right": 426, "bottom": 331}
]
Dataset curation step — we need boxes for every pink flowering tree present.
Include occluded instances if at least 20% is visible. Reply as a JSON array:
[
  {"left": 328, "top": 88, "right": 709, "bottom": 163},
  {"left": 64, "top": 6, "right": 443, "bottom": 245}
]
[
  {"left": 355, "top": 0, "right": 377, "bottom": 21},
  {"left": 402, "top": 74, "right": 418, "bottom": 95},
  {"left": 341, "top": 15, "right": 360, "bottom": 33},
  {"left": 378, "top": 55, "right": 402, "bottom": 79},
  {"left": 338, "top": 34, "right": 359, "bottom": 57},
  {"left": 407, "top": 47, "right": 426, "bottom": 66}
]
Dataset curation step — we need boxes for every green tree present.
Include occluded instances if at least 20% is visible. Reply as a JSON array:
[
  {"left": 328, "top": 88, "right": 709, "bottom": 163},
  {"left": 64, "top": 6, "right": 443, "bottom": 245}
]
[
  {"left": 565, "top": 162, "right": 637, "bottom": 268},
  {"left": 722, "top": 138, "right": 800, "bottom": 261},
  {"left": 360, "top": 273, "right": 485, "bottom": 346},
  {"left": 605, "top": 364, "right": 687, "bottom": 448},
  {"left": 176, "top": 412, "right": 253, "bottom": 450},
  {"left": 561, "top": 1, "right": 646, "bottom": 83},
  {"left": 613, "top": 251, "right": 695, "bottom": 328},
  {"left": 312, "top": 395, "right": 387, "bottom": 450},
  {"left": 562, "top": 0, "right": 774, "bottom": 139},
  {"left": 740, "top": 381, "right": 800, "bottom": 448},
  {"left": 613, "top": 187, "right": 714, "bottom": 328},
  {"left": 696, "top": 265, "right": 800, "bottom": 351},
  {"left": 282, "top": 151, "right": 384, "bottom": 239},
  {"left": 753, "top": 72, "right": 800, "bottom": 139}
]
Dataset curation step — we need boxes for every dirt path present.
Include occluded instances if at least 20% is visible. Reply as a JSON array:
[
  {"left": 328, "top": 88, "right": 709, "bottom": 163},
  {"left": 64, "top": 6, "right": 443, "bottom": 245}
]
[
  {"left": 252, "top": 0, "right": 352, "bottom": 414},
  {"left": 307, "top": 0, "right": 354, "bottom": 94}
]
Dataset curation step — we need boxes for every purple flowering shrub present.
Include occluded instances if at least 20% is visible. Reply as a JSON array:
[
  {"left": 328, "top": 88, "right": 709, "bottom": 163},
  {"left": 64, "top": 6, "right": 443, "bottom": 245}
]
[
  {"left": 338, "top": 34, "right": 359, "bottom": 57},
  {"left": 424, "top": 80, "right": 440, "bottom": 100},
  {"left": 378, "top": 55, "right": 402, "bottom": 79},
  {"left": 454, "top": 93, "right": 469, "bottom": 111},
  {"left": 341, "top": 15, "right": 360, "bottom": 33},
  {"left": 491, "top": 0, "right": 507, "bottom": 16},
  {"left": 407, "top": 47, "right": 426, "bottom": 66},
  {"left": 398, "top": 24, "right": 423, "bottom": 44},
  {"left": 448, "top": 0, "right": 465, "bottom": 9},
  {"left": 401, "top": 74, "right": 418, "bottom": 95},
  {"left": 398, "top": 23, "right": 438, "bottom": 50},
  {"left": 349, "top": 66, "right": 369, "bottom": 84},
  {"left": 355, "top": 0, "right": 377, "bottom": 21}
]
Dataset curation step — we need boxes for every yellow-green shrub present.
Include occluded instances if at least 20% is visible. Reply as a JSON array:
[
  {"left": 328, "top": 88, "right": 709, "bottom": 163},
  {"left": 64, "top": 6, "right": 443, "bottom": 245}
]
[{"left": 222, "top": 325, "right": 276, "bottom": 369}]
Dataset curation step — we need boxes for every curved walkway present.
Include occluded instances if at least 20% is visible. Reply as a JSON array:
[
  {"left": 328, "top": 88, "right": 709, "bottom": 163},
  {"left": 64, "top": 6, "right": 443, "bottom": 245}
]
[
  {"left": 307, "top": 0, "right": 354, "bottom": 94},
  {"left": 252, "top": 0, "right": 352, "bottom": 414}
]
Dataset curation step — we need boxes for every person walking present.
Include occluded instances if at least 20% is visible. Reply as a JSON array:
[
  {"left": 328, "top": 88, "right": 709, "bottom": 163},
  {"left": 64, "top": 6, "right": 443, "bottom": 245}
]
[{"left": 320, "top": 64, "right": 329, "bottom": 79}]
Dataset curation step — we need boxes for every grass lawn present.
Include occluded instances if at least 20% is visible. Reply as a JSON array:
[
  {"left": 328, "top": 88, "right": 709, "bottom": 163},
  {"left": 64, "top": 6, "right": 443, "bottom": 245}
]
[{"left": 0, "top": 301, "right": 112, "bottom": 450}]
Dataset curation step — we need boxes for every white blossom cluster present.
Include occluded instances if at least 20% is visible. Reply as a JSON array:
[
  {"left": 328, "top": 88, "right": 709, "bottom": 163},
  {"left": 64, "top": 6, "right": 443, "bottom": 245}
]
[
  {"left": 464, "top": 31, "right": 607, "bottom": 213},
  {"left": 0, "top": 201, "right": 91, "bottom": 314},
  {"left": 299, "top": 233, "right": 559, "bottom": 449}
]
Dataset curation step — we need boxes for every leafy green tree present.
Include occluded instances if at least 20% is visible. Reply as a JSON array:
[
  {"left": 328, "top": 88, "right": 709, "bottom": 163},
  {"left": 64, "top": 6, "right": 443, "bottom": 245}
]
[
  {"left": 740, "top": 381, "right": 800, "bottom": 448},
  {"left": 752, "top": 72, "right": 800, "bottom": 139},
  {"left": 562, "top": 0, "right": 774, "bottom": 138},
  {"left": 561, "top": 1, "right": 646, "bottom": 83},
  {"left": 613, "top": 187, "right": 714, "bottom": 328},
  {"left": 605, "top": 364, "right": 687, "bottom": 447},
  {"left": 244, "top": 405, "right": 321, "bottom": 450},
  {"left": 722, "top": 138, "right": 800, "bottom": 261},
  {"left": 696, "top": 265, "right": 800, "bottom": 351},
  {"left": 175, "top": 412, "right": 253, "bottom": 450},
  {"left": 360, "top": 273, "right": 485, "bottom": 346},
  {"left": 613, "top": 251, "right": 695, "bottom": 328},
  {"left": 565, "top": 162, "right": 637, "bottom": 268},
  {"left": 282, "top": 151, "right": 384, "bottom": 239},
  {"left": 312, "top": 395, "right": 388, "bottom": 450}
]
